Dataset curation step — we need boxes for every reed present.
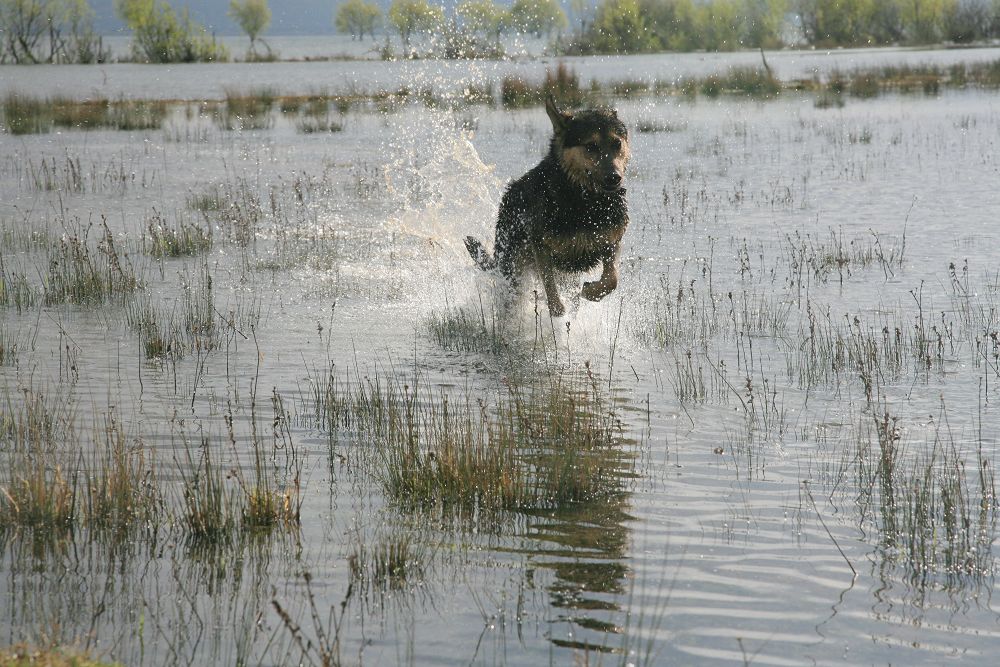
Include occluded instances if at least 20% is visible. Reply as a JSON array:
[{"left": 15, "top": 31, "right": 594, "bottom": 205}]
[
  {"left": 313, "top": 365, "right": 631, "bottom": 517},
  {"left": 219, "top": 87, "right": 277, "bottom": 130},
  {"left": 1, "top": 92, "right": 51, "bottom": 135},
  {"left": 41, "top": 220, "right": 141, "bottom": 306},
  {"left": 143, "top": 211, "right": 213, "bottom": 258},
  {"left": 82, "top": 412, "right": 161, "bottom": 531},
  {"left": 178, "top": 437, "right": 237, "bottom": 545},
  {"left": 0, "top": 644, "right": 122, "bottom": 666}
]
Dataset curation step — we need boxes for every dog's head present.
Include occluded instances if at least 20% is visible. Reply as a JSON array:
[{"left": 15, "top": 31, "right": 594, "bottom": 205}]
[{"left": 546, "top": 96, "right": 630, "bottom": 194}]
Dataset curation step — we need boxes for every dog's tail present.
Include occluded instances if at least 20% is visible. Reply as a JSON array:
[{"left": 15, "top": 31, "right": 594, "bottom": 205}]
[{"left": 464, "top": 236, "right": 496, "bottom": 271}]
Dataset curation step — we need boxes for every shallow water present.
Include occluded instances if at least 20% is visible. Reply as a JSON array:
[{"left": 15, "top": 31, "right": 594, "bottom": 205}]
[{"left": 2, "top": 53, "right": 1000, "bottom": 665}]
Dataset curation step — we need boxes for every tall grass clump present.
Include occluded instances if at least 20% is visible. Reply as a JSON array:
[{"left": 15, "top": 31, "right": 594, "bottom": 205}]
[
  {"left": 42, "top": 220, "right": 141, "bottom": 306},
  {"left": 179, "top": 438, "right": 238, "bottom": 545},
  {"left": 0, "top": 645, "right": 122, "bottom": 667},
  {"left": 82, "top": 412, "right": 161, "bottom": 532},
  {"left": 0, "top": 328, "right": 17, "bottom": 366},
  {"left": 191, "top": 177, "right": 262, "bottom": 246},
  {"left": 11, "top": 96, "right": 172, "bottom": 132},
  {"left": 143, "top": 211, "right": 213, "bottom": 257},
  {"left": 348, "top": 529, "right": 424, "bottom": 601},
  {"left": 427, "top": 302, "right": 516, "bottom": 355},
  {"left": 313, "top": 365, "right": 631, "bottom": 518},
  {"left": 502, "top": 63, "right": 585, "bottom": 108},
  {"left": 0, "top": 391, "right": 76, "bottom": 530},
  {"left": 224, "top": 404, "right": 302, "bottom": 530},
  {"left": 123, "top": 294, "right": 184, "bottom": 360},
  {"left": 2, "top": 93, "right": 51, "bottom": 135},
  {"left": 0, "top": 260, "right": 36, "bottom": 312},
  {"left": 0, "top": 460, "right": 74, "bottom": 530},
  {"left": 219, "top": 87, "right": 277, "bottom": 130},
  {"left": 695, "top": 66, "right": 781, "bottom": 99},
  {"left": 855, "top": 406, "right": 997, "bottom": 582}
]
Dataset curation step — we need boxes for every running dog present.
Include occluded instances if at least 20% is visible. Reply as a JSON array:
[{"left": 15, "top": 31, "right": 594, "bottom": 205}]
[{"left": 465, "top": 96, "right": 630, "bottom": 316}]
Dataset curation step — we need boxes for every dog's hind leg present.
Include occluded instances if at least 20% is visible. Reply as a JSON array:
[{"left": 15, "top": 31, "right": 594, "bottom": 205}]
[{"left": 464, "top": 236, "right": 496, "bottom": 271}]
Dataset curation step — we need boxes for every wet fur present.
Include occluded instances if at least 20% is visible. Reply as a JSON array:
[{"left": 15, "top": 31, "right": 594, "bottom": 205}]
[{"left": 465, "top": 97, "right": 630, "bottom": 316}]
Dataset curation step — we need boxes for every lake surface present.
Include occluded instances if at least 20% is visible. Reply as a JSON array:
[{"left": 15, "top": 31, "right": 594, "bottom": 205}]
[{"left": 1, "top": 49, "right": 999, "bottom": 665}]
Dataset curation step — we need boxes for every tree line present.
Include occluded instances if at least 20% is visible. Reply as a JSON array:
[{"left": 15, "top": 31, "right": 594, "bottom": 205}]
[
  {"left": 4, "top": 0, "right": 1000, "bottom": 64},
  {"left": 339, "top": 0, "right": 1000, "bottom": 55},
  {"left": 0, "top": 0, "right": 269, "bottom": 63}
]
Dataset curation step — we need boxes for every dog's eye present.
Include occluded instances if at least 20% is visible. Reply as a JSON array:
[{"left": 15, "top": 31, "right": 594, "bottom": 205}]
[
  {"left": 585, "top": 144, "right": 600, "bottom": 153},
  {"left": 610, "top": 139, "right": 622, "bottom": 150}
]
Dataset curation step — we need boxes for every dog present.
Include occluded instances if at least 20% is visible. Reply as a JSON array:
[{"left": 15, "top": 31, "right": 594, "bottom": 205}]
[{"left": 465, "top": 95, "right": 630, "bottom": 316}]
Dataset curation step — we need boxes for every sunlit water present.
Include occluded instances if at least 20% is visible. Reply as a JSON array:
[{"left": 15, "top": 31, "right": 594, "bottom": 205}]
[{"left": 2, "top": 49, "right": 1000, "bottom": 665}]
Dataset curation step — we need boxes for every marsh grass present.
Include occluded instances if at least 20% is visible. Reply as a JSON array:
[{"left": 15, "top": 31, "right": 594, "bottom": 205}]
[
  {"left": 42, "top": 220, "right": 141, "bottom": 306},
  {"left": 2, "top": 94, "right": 168, "bottom": 134},
  {"left": 855, "top": 406, "right": 997, "bottom": 582},
  {"left": 0, "top": 260, "right": 36, "bottom": 312},
  {"left": 179, "top": 264, "right": 217, "bottom": 346},
  {"left": 2, "top": 93, "right": 51, "bottom": 135},
  {"left": 143, "top": 210, "right": 213, "bottom": 257},
  {"left": 196, "top": 177, "right": 262, "bottom": 246},
  {"left": 314, "top": 365, "right": 631, "bottom": 518},
  {"left": 187, "top": 186, "right": 227, "bottom": 213},
  {"left": 0, "top": 217, "right": 55, "bottom": 252},
  {"left": 123, "top": 294, "right": 184, "bottom": 360},
  {"left": 688, "top": 66, "right": 781, "bottom": 99},
  {"left": 0, "top": 460, "right": 74, "bottom": 530},
  {"left": 219, "top": 87, "right": 276, "bottom": 130},
  {"left": 224, "top": 397, "right": 302, "bottom": 530},
  {"left": 0, "top": 644, "right": 122, "bottom": 667},
  {"left": 294, "top": 116, "right": 344, "bottom": 134},
  {"left": 635, "top": 119, "right": 685, "bottom": 134},
  {"left": 0, "top": 328, "right": 17, "bottom": 366},
  {"left": 20, "top": 154, "right": 154, "bottom": 195},
  {"left": 82, "top": 412, "right": 161, "bottom": 532},
  {"left": 502, "top": 63, "right": 587, "bottom": 108},
  {"left": 428, "top": 301, "right": 516, "bottom": 355},
  {"left": 348, "top": 529, "right": 424, "bottom": 601},
  {"left": 179, "top": 437, "right": 238, "bottom": 545},
  {"left": 0, "top": 390, "right": 75, "bottom": 529}
]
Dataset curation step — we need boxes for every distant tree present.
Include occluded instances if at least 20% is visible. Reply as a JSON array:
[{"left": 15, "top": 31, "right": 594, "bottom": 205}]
[
  {"left": 694, "top": 0, "right": 744, "bottom": 50},
  {"left": 588, "top": 0, "right": 657, "bottom": 52},
  {"left": 868, "top": 0, "right": 905, "bottom": 43},
  {"left": 228, "top": 0, "right": 270, "bottom": 55},
  {"left": 114, "top": 0, "right": 228, "bottom": 63},
  {"left": 795, "top": 0, "right": 879, "bottom": 45},
  {"left": 898, "top": 0, "right": 954, "bottom": 43},
  {"left": 639, "top": 0, "right": 697, "bottom": 51},
  {"left": 569, "top": 0, "right": 591, "bottom": 35},
  {"left": 0, "top": 0, "right": 105, "bottom": 63},
  {"left": 387, "top": 0, "right": 444, "bottom": 51},
  {"left": 738, "top": 0, "right": 786, "bottom": 48},
  {"left": 335, "top": 0, "right": 381, "bottom": 40},
  {"left": 943, "top": 0, "right": 991, "bottom": 41},
  {"left": 509, "top": 0, "right": 568, "bottom": 37},
  {"left": 456, "top": 0, "right": 509, "bottom": 44}
]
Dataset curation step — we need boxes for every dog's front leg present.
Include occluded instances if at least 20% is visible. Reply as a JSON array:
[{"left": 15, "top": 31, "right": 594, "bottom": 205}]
[
  {"left": 582, "top": 255, "right": 619, "bottom": 302},
  {"left": 538, "top": 263, "right": 565, "bottom": 316}
]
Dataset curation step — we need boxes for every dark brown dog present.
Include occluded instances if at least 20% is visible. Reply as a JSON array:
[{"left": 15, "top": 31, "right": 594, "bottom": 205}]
[{"left": 465, "top": 96, "right": 630, "bottom": 316}]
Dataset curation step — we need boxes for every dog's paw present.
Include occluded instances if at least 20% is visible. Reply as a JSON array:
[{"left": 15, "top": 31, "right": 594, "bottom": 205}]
[{"left": 581, "top": 281, "right": 609, "bottom": 302}]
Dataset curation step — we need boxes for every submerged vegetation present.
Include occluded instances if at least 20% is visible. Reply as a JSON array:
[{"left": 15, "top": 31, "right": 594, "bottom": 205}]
[{"left": 7, "top": 57, "right": 1000, "bottom": 140}]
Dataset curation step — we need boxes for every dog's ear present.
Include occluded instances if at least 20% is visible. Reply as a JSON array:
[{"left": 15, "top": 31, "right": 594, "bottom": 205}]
[{"left": 545, "top": 95, "right": 572, "bottom": 134}]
